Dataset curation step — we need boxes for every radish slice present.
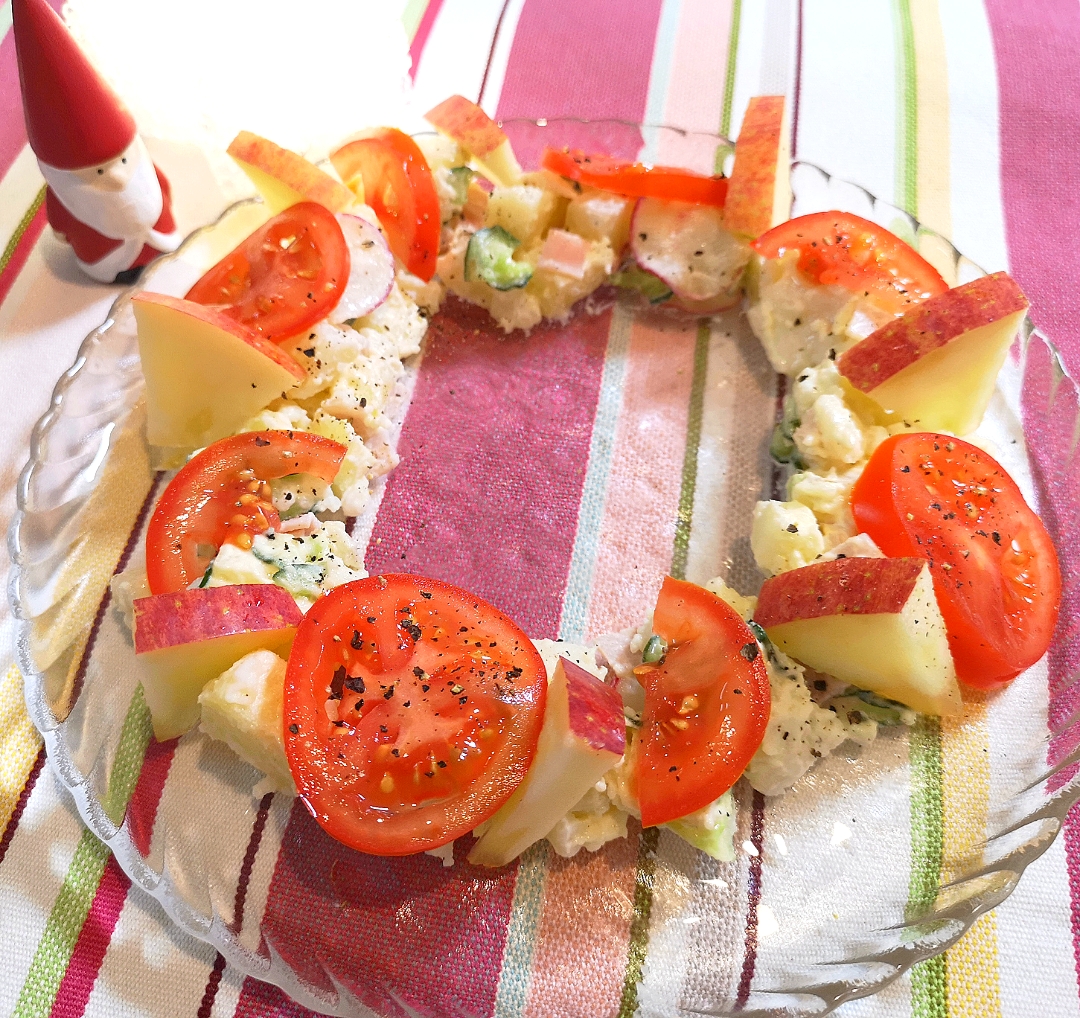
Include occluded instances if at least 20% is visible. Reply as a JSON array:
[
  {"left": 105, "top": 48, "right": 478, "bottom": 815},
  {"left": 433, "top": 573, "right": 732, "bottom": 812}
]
[
  {"left": 329, "top": 214, "right": 395, "bottom": 322},
  {"left": 630, "top": 198, "right": 751, "bottom": 301},
  {"left": 538, "top": 229, "right": 589, "bottom": 279}
]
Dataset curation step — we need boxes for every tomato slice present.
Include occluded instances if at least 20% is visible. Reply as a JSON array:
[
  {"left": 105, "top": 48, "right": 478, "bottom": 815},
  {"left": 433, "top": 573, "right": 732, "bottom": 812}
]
[
  {"left": 330, "top": 129, "right": 441, "bottom": 282},
  {"left": 636, "top": 577, "right": 770, "bottom": 827},
  {"left": 851, "top": 433, "right": 1061, "bottom": 688},
  {"left": 145, "top": 430, "right": 347, "bottom": 595},
  {"left": 186, "top": 202, "right": 349, "bottom": 343},
  {"left": 752, "top": 211, "right": 948, "bottom": 315},
  {"left": 541, "top": 148, "right": 729, "bottom": 207},
  {"left": 282, "top": 575, "right": 547, "bottom": 855}
]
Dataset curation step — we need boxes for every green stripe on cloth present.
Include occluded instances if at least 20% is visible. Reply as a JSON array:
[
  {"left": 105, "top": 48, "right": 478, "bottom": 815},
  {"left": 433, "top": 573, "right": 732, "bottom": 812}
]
[
  {"left": 670, "top": 322, "right": 711, "bottom": 582},
  {"left": 908, "top": 714, "right": 947, "bottom": 1016},
  {"left": 893, "top": 0, "right": 918, "bottom": 213},
  {"left": 0, "top": 0, "right": 13, "bottom": 45},
  {"left": 617, "top": 321, "right": 712, "bottom": 1012},
  {"left": 401, "top": 0, "right": 429, "bottom": 41},
  {"left": 720, "top": 0, "right": 743, "bottom": 139},
  {"left": 0, "top": 187, "right": 46, "bottom": 278},
  {"left": 10, "top": 689, "right": 152, "bottom": 1018},
  {"left": 617, "top": 826, "right": 660, "bottom": 1018}
]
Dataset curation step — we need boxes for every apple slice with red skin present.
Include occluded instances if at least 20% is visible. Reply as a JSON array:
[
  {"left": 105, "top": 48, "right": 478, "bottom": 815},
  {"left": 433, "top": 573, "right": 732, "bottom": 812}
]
[
  {"left": 133, "top": 292, "right": 305, "bottom": 451},
  {"left": 468, "top": 656, "right": 625, "bottom": 867},
  {"left": 755, "top": 556, "right": 962, "bottom": 716},
  {"left": 227, "top": 131, "right": 355, "bottom": 215},
  {"left": 838, "top": 271, "right": 1029, "bottom": 436},
  {"left": 724, "top": 95, "right": 791, "bottom": 239},
  {"left": 424, "top": 95, "right": 523, "bottom": 187},
  {"left": 134, "top": 584, "right": 303, "bottom": 741}
]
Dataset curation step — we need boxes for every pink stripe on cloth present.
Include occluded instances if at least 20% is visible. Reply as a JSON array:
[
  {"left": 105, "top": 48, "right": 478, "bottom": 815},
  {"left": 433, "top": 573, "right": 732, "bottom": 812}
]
[
  {"left": 126, "top": 737, "right": 177, "bottom": 857},
  {"left": 234, "top": 976, "right": 324, "bottom": 1017},
  {"left": 0, "top": 200, "right": 46, "bottom": 307},
  {"left": 988, "top": 0, "right": 1080, "bottom": 995},
  {"left": 365, "top": 295, "right": 611, "bottom": 639},
  {"left": 408, "top": 0, "right": 444, "bottom": 80},
  {"left": 0, "top": 0, "right": 65, "bottom": 182},
  {"left": 985, "top": 0, "right": 1080, "bottom": 379},
  {"left": 260, "top": 816, "right": 519, "bottom": 1018},
  {"left": 585, "top": 314, "right": 698, "bottom": 638},
  {"left": 493, "top": 0, "right": 665, "bottom": 164},
  {"left": 48, "top": 856, "right": 131, "bottom": 1018},
  {"left": 522, "top": 830, "right": 639, "bottom": 1018}
]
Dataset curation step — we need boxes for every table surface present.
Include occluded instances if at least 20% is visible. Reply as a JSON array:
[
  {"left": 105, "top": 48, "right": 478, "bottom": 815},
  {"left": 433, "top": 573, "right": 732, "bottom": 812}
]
[{"left": 1, "top": 1, "right": 1079, "bottom": 1016}]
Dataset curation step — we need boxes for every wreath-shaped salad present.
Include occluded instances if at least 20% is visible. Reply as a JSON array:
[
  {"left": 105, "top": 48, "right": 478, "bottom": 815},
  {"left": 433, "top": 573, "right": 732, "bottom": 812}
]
[{"left": 114, "top": 95, "right": 1061, "bottom": 867}]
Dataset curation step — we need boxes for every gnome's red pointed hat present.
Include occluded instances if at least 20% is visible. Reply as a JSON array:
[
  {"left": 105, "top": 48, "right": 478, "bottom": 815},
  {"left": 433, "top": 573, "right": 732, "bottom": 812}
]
[{"left": 12, "top": 0, "right": 136, "bottom": 169}]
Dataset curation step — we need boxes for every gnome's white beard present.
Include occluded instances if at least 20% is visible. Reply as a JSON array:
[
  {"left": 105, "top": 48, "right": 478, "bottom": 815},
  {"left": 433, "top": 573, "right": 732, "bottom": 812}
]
[
  {"left": 39, "top": 137, "right": 181, "bottom": 280},
  {"left": 40, "top": 138, "right": 162, "bottom": 240}
]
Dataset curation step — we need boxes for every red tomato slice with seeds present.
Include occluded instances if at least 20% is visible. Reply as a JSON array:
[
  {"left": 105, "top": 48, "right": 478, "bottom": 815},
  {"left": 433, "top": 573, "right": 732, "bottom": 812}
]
[
  {"left": 851, "top": 433, "right": 1061, "bottom": 688},
  {"left": 636, "top": 577, "right": 770, "bottom": 827},
  {"left": 282, "top": 575, "right": 547, "bottom": 855},
  {"left": 752, "top": 211, "right": 948, "bottom": 315},
  {"left": 330, "top": 129, "right": 441, "bottom": 281},
  {"left": 186, "top": 202, "right": 349, "bottom": 343},
  {"left": 541, "top": 147, "right": 729, "bottom": 206},
  {"left": 145, "top": 430, "right": 347, "bottom": 595}
]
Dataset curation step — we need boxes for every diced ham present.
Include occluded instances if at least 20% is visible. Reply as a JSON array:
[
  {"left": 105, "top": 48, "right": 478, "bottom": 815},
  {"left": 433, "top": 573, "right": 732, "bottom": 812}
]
[{"left": 538, "top": 228, "right": 588, "bottom": 279}]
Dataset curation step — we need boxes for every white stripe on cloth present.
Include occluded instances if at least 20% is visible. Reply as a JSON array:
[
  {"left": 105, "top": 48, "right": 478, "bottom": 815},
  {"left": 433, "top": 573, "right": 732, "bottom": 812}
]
[
  {"left": 81, "top": 886, "right": 218, "bottom": 1018},
  {"left": 794, "top": 0, "right": 897, "bottom": 201},
  {"left": 937, "top": 0, "right": 1008, "bottom": 274},
  {"left": 0, "top": 146, "right": 44, "bottom": 259},
  {"left": 410, "top": 0, "right": 516, "bottom": 116}
]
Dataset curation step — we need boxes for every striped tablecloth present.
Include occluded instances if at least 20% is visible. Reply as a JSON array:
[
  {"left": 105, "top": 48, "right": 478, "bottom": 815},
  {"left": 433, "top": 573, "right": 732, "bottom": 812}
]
[{"left": 2, "top": 1, "right": 1079, "bottom": 1016}]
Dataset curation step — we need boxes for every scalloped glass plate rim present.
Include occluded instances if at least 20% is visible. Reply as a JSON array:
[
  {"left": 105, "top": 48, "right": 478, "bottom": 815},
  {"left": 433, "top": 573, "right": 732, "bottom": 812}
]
[{"left": 7, "top": 121, "right": 1080, "bottom": 1018}]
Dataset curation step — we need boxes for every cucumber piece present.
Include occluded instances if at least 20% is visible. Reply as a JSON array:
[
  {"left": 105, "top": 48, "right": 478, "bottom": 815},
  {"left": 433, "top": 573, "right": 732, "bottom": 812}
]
[
  {"left": 465, "top": 226, "right": 533, "bottom": 290},
  {"left": 831, "top": 689, "right": 916, "bottom": 726},
  {"left": 610, "top": 265, "right": 674, "bottom": 304},
  {"left": 641, "top": 634, "right": 667, "bottom": 663},
  {"left": 272, "top": 562, "right": 326, "bottom": 600},
  {"left": 769, "top": 393, "right": 806, "bottom": 467},
  {"left": 448, "top": 166, "right": 474, "bottom": 208}
]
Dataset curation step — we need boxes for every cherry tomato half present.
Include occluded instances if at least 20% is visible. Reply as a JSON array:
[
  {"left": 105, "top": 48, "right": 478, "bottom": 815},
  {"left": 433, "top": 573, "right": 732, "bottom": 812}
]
[
  {"left": 282, "top": 575, "right": 547, "bottom": 855},
  {"left": 752, "top": 211, "right": 948, "bottom": 316},
  {"left": 851, "top": 433, "right": 1061, "bottom": 688},
  {"left": 541, "top": 148, "right": 730, "bottom": 207},
  {"left": 145, "top": 430, "right": 347, "bottom": 595},
  {"left": 636, "top": 577, "right": 770, "bottom": 827},
  {"left": 330, "top": 129, "right": 441, "bottom": 282},
  {"left": 186, "top": 202, "right": 349, "bottom": 343}
]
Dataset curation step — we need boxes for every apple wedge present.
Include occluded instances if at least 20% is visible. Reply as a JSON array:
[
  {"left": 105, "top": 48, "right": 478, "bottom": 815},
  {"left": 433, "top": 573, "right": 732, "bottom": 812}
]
[
  {"left": 755, "top": 556, "right": 962, "bottom": 716},
  {"left": 227, "top": 131, "right": 355, "bottom": 215},
  {"left": 468, "top": 656, "right": 625, "bottom": 867},
  {"left": 133, "top": 292, "right": 305, "bottom": 450},
  {"left": 424, "top": 95, "right": 523, "bottom": 187},
  {"left": 134, "top": 584, "right": 303, "bottom": 741},
  {"left": 724, "top": 95, "right": 791, "bottom": 239},
  {"left": 837, "top": 272, "right": 1029, "bottom": 435}
]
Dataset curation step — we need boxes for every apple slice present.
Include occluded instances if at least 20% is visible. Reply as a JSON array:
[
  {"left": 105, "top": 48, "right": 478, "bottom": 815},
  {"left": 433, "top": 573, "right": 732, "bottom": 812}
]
[
  {"left": 468, "top": 656, "right": 625, "bottom": 867},
  {"left": 227, "top": 131, "right": 355, "bottom": 215},
  {"left": 133, "top": 292, "right": 305, "bottom": 450},
  {"left": 134, "top": 584, "right": 303, "bottom": 741},
  {"left": 837, "top": 272, "right": 1029, "bottom": 435},
  {"left": 630, "top": 198, "right": 751, "bottom": 301},
  {"left": 724, "top": 95, "right": 791, "bottom": 239},
  {"left": 755, "top": 556, "right": 962, "bottom": 716},
  {"left": 424, "top": 95, "right": 523, "bottom": 187}
]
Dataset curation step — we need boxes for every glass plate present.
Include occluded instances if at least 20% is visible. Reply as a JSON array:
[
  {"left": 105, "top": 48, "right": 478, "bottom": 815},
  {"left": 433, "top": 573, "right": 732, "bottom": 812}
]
[{"left": 10, "top": 122, "right": 1080, "bottom": 1018}]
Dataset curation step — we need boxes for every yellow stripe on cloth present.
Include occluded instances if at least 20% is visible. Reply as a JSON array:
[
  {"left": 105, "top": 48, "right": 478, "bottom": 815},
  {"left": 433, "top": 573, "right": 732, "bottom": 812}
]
[
  {"left": 0, "top": 663, "right": 43, "bottom": 835},
  {"left": 941, "top": 699, "right": 1002, "bottom": 1018}
]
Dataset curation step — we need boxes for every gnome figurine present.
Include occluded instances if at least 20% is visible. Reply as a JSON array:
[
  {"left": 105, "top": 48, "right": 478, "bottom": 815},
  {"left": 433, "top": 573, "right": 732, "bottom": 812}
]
[{"left": 12, "top": 0, "right": 182, "bottom": 283}]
